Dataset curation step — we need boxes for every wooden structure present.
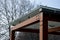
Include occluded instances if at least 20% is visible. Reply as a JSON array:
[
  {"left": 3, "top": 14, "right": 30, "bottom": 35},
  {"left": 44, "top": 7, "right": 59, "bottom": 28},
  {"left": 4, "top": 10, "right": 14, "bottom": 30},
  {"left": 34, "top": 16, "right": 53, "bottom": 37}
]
[{"left": 10, "top": 6, "right": 60, "bottom": 40}]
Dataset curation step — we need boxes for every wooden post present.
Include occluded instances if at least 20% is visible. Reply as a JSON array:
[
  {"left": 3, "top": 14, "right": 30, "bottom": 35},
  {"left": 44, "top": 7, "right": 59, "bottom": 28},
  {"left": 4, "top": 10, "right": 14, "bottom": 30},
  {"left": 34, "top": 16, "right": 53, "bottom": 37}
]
[
  {"left": 40, "top": 13, "right": 48, "bottom": 40},
  {"left": 10, "top": 31, "right": 15, "bottom": 40}
]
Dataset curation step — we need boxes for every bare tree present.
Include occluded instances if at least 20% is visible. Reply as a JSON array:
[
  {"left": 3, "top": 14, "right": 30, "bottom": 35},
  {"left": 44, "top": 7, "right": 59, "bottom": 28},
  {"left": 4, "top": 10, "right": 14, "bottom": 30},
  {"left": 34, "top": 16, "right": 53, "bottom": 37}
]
[{"left": 0, "top": 0, "right": 35, "bottom": 40}]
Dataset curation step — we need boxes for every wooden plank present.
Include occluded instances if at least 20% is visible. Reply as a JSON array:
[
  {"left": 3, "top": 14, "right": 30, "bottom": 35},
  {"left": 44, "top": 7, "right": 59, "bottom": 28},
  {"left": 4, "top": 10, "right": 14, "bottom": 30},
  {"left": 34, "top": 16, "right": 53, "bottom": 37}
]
[
  {"left": 11, "top": 13, "right": 42, "bottom": 31},
  {"left": 48, "top": 27, "right": 60, "bottom": 32}
]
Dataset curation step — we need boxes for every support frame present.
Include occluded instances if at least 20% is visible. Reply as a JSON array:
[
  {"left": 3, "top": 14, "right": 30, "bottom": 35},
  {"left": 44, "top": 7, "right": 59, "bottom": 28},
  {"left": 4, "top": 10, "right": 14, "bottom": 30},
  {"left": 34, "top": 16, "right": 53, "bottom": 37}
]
[{"left": 10, "top": 12, "right": 60, "bottom": 40}]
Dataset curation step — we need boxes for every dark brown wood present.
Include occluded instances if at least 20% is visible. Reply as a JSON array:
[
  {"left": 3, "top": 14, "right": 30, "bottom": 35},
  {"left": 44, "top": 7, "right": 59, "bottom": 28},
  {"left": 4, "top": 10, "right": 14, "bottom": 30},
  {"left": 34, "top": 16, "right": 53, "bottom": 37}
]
[
  {"left": 47, "top": 14, "right": 60, "bottom": 22},
  {"left": 48, "top": 32, "right": 60, "bottom": 35},
  {"left": 43, "top": 13, "right": 48, "bottom": 40},
  {"left": 43, "top": 13, "right": 60, "bottom": 22},
  {"left": 10, "top": 31, "right": 15, "bottom": 40}
]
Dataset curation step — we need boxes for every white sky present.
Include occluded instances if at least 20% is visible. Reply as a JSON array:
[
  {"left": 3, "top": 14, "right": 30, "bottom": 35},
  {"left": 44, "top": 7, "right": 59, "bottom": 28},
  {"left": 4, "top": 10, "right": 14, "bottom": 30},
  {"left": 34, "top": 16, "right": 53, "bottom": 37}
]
[{"left": 30, "top": 0, "right": 60, "bottom": 9}]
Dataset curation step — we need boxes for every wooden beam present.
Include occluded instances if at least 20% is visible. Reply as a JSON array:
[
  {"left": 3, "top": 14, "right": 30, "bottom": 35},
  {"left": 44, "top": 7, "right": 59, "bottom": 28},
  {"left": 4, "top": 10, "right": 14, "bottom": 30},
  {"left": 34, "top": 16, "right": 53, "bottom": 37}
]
[
  {"left": 15, "top": 29, "right": 39, "bottom": 33},
  {"left": 48, "top": 32, "right": 60, "bottom": 35},
  {"left": 48, "top": 17, "right": 60, "bottom": 22},
  {"left": 48, "top": 27, "right": 60, "bottom": 33},
  {"left": 47, "top": 14, "right": 60, "bottom": 22},
  {"left": 11, "top": 26, "right": 60, "bottom": 33},
  {"left": 40, "top": 12, "right": 43, "bottom": 40},
  {"left": 40, "top": 13, "right": 48, "bottom": 40},
  {"left": 11, "top": 13, "right": 42, "bottom": 31}
]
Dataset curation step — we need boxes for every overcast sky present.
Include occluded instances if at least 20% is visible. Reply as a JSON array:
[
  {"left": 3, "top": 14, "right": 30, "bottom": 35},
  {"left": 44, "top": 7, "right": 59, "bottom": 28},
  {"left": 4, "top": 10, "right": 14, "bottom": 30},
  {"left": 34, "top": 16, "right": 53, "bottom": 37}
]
[{"left": 30, "top": 0, "right": 60, "bottom": 9}]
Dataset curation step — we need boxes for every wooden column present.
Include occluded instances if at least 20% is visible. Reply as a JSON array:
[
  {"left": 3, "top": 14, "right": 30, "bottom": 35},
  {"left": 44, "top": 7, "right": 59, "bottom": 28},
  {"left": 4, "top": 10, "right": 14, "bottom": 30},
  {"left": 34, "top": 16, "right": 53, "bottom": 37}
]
[
  {"left": 10, "top": 31, "right": 15, "bottom": 40},
  {"left": 40, "top": 13, "right": 48, "bottom": 40}
]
